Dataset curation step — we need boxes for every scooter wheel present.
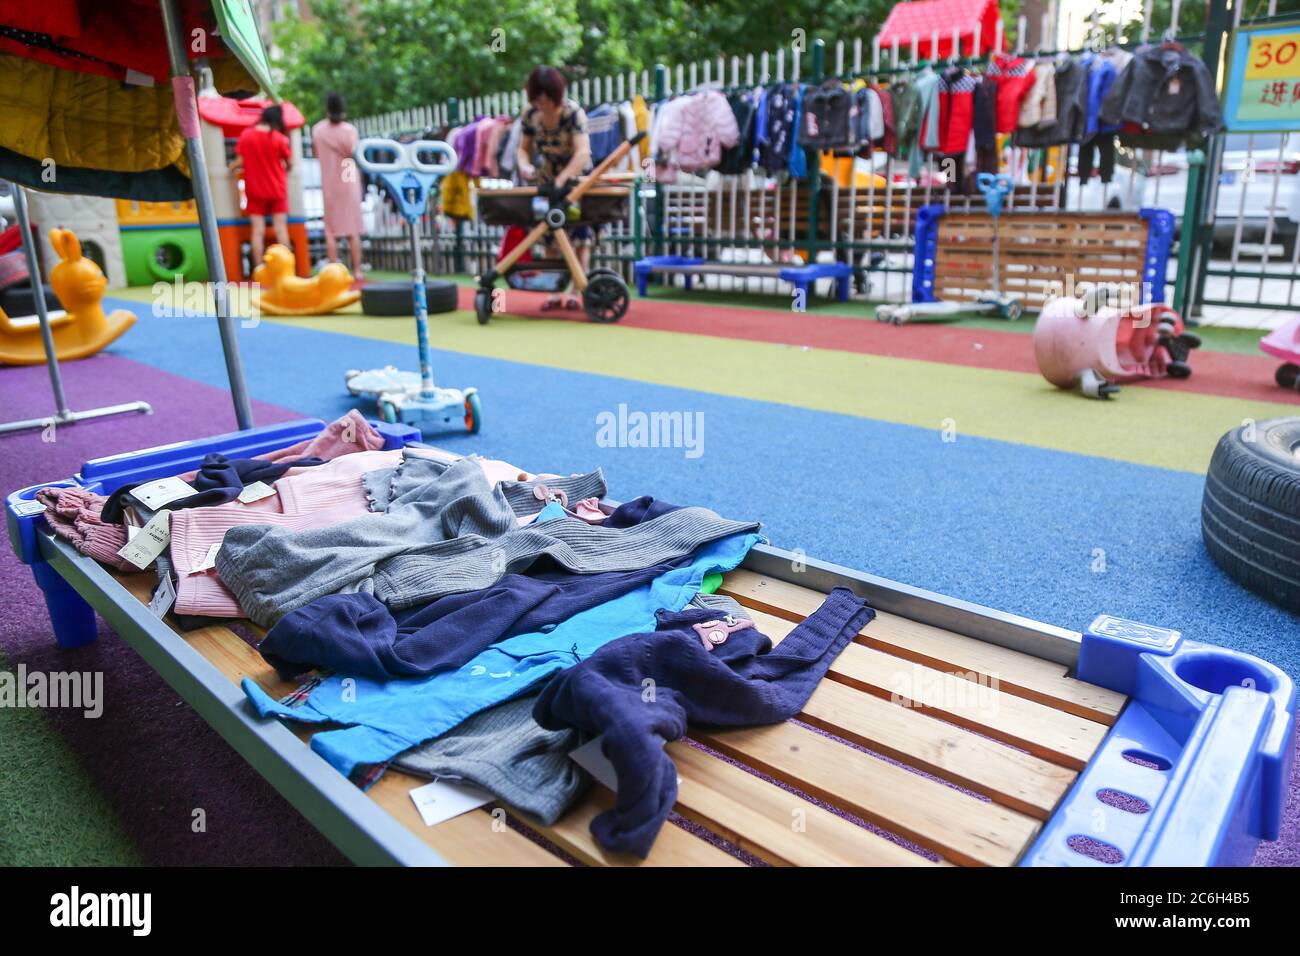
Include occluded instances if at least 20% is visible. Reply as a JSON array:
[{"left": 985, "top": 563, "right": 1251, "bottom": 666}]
[
  {"left": 474, "top": 289, "right": 492, "bottom": 325},
  {"left": 464, "top": 391, "right": 482, "bottom": 434},
  {"left": 1167, "top": 360, "right": 1192, "bottom": 379},
  {"left": 1277, "top": 362, "right": 1300, "bottom": 390},
  {"left": 380, "top": 400, "right": 399, "bottom": 424}
]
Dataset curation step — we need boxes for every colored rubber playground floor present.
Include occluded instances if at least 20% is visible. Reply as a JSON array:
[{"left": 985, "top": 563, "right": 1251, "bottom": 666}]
[{"left": 2, "top": 277, "right": 1297, "bottom": 866}]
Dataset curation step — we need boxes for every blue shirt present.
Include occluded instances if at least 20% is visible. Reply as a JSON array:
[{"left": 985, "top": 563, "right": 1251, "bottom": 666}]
[{"left": 242, "top": 531, "right": 764, "bottom": 782}]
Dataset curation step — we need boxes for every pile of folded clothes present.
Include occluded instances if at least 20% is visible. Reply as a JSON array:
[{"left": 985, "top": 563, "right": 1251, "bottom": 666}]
[{"left": 38, "top": 412, "right": 873, "bottom": 857}]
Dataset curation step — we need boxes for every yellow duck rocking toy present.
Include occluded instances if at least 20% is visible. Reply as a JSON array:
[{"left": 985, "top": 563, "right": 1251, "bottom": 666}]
[
  {"left": 0, "top": 228, "right": 136, "bottom": 365},
  {"left": 250, "top": 244, "right": 360, "bottom": 316}
]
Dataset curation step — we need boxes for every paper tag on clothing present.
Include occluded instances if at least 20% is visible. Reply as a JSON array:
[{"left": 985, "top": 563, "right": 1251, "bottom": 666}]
[
  {"left": 408, "top": 779, "right": 492, "bottom": 827},
  {"left": 237, "top": 481, "right": 276, "bottom": 504},
  {"left": 116, "top": 510, "right": 170, "bottom": 570},
  {"left": 568, "top": 736, "right": 681, "bottom": 791},
  {"left": 129, "top": 476, "right": 195, "bottom": 510},
  {"left": 149, "top": 573, "right": 176, "bottom": 618},
  {"left": 186, "top": 543, "right": 222, "bottom": 575},
  {"left": 568, "top": 737, "right": 619, "bottom": 790},
  {"left": 1167, "top": 77, "right": 1180, "bottom": 95},
  {"left": 11, "top": 498, "right": 45, "bottom": 517}
]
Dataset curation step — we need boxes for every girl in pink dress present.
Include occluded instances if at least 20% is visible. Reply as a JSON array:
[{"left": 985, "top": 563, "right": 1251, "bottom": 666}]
[{"left": 311, "top": 93, "right": 365, "bottom": 279}]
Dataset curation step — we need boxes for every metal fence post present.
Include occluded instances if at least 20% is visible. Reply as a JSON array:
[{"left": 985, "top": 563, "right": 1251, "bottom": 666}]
[
  {"left": 1188, "top": 0, "right": 1234, "bottom": 317},
  {"left": 448, "top": 96, "right": 464, "bottom": 274},
  {"left": 805, "top": 38, "right": 824, "bottom": 269},
  {"left": 652, "top": 64, "right": 667, "bottom": 258},
  {"left": 1174, "top": 149, "right": 1204, "bottom": 315}
]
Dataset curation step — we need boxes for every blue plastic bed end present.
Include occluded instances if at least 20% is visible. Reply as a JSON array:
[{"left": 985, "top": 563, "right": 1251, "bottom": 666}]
[{"left": 1021, "top": 614, "right": 1297, "bottom": 867}]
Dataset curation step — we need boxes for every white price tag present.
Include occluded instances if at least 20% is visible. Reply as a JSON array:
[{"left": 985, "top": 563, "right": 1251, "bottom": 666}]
[
  {"left": 115, "top": 510, "right": 170, "bottom": 570},
  {"left": 186, "top": 543, "right": 222, "bottom": 575},
  {"left": 569, "top": 735, "right": 678, "bottom": 791},
  {"left": 237, "top": 481, "right": 276, "bottom": 504},
  {"left": 149, "top": 573, "right": 176, "bottom": 617},
  {"left": 129, "top": 476, "right": 195, "bottom": 510},
  {"left": 11, "top": 498, "right": 46, "bottom": 517},
  {"left": 408, "top": 779, "right": 492, "bottom": 827}
]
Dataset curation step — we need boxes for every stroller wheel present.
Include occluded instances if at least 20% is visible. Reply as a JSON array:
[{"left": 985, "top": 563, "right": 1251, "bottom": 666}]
[
  {"left": 474, "top": 289, "right": 492, "bottom": 325},
  {"left": 583, "top": 273, "right": 630, "bottom": 323},
  {"left": 1003, "top": 300, "right": 1023, "bottom": 322},
  {"left": 1277, "top": 362, "right": 1300, "bottom": 390},
  {"left": 464, "top": 391, "right": 482, "bottom": 434}
]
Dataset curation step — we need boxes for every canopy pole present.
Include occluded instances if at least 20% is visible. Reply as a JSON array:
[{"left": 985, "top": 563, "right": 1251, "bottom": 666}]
[
  {"left": 0, "top": 183, "right": 153, "bottom": 436},
  {"left": 159, "top": 0, "right": 254, "bottom": 430}
]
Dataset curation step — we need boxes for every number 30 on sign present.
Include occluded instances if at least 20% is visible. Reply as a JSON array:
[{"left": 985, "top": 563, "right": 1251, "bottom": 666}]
[{"left": 1225, "top": 18, "right": 1300, "bottom": 131}]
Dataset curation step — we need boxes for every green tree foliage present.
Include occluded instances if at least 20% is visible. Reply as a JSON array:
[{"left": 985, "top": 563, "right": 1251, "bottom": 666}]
[
  {"left": 274, "top": 0, "right": 1029, "bottom": 121},
  {"left": 273, "top": 0, "right": 581, "bottom": 120}
]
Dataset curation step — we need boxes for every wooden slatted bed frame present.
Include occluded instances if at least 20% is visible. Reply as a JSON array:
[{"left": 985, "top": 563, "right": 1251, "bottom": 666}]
[
  {"left": 7, "top": 419, "right": 1294, "bottom": 867},
  {"left": 105, "top": 566, "right": 1121, "bottom": 867}
]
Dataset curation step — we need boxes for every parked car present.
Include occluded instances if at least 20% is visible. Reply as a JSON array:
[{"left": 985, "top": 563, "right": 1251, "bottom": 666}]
[{"left": 1068, "top": 134, "right": 1300, "bottom": 256}]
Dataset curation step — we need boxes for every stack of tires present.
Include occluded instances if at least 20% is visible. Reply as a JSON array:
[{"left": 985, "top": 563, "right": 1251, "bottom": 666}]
[{"left": 1201, "top": 418, "right": 1300, "bottom": 612}]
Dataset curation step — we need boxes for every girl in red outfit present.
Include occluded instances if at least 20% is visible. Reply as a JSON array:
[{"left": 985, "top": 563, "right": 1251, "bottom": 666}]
[{"left": 230, "top": 106, "right": 293, "bottom": 270}]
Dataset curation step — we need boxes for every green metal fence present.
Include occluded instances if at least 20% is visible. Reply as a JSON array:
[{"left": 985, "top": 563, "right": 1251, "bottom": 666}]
[{"left": 350, "top": 5, "right": 1286, "bottom": 317}]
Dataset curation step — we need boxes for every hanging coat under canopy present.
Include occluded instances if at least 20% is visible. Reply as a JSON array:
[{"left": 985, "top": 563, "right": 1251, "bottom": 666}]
[{"left": 0, "top": 0, "right": 276, "bottom": 200}]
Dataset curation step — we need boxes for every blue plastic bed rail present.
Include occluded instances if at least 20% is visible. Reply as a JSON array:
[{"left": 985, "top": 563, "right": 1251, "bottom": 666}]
[
  {"left": 908, "top": 206, "right": 1175, "bottom": 306},
  {"left": 1021, "top": 614, "right": 1296, "bottom": 867},
  {"left": 5, "top": 417, "right": 420, "bottom": 648}
]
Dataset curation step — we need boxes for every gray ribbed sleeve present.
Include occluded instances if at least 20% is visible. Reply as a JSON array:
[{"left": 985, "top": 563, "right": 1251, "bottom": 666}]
[
  {"left": 373, "top": 507, "right": 762, "bottom": 609},
  {"left": 217, "top": 455, "right": 614, "bottom": 627},
  {"left": 392, "top": 695, "right": 590, "bottom": 826}
]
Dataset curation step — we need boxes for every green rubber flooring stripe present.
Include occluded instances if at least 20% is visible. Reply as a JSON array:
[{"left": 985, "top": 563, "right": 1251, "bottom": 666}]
[{"left": 0, "top": 649, "right": 142, "bottom": 865}]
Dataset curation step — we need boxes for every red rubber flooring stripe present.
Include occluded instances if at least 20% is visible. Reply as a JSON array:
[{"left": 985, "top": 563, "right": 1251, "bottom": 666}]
[{"left": 456, "top": 287, "right": 1299, "bottom": 406}]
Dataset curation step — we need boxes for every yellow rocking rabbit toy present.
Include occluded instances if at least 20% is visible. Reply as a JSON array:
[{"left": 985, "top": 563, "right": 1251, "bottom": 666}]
[
  {"left": 0, "top": 228, "right": 136, "bottom": 365},
  {"left": 250, "top": 243, "right": 360, "bottom": 316}
]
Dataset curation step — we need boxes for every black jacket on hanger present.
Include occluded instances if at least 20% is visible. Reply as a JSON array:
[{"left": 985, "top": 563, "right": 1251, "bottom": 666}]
[{"left": 1099, "top": 43, "right": 1223, "bottom": 145}]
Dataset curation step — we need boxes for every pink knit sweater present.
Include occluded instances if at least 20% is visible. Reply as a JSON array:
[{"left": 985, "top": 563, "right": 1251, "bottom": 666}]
[{"left": 170, "top": 449, "right": 403, "bottom": 618}]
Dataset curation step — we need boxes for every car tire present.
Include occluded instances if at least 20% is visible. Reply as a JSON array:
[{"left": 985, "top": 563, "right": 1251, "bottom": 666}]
[
  {"left": 361, "top": 280, "right": 460, "bottom": 317},
  {"left": 1201, "top": 417, "right": 1300, "bottom": 612}
]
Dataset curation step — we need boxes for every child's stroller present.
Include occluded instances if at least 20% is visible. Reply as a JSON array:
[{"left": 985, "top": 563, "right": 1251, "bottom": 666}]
[{"left": 475, "top": 132, "right": 645, "bottom": 324}]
